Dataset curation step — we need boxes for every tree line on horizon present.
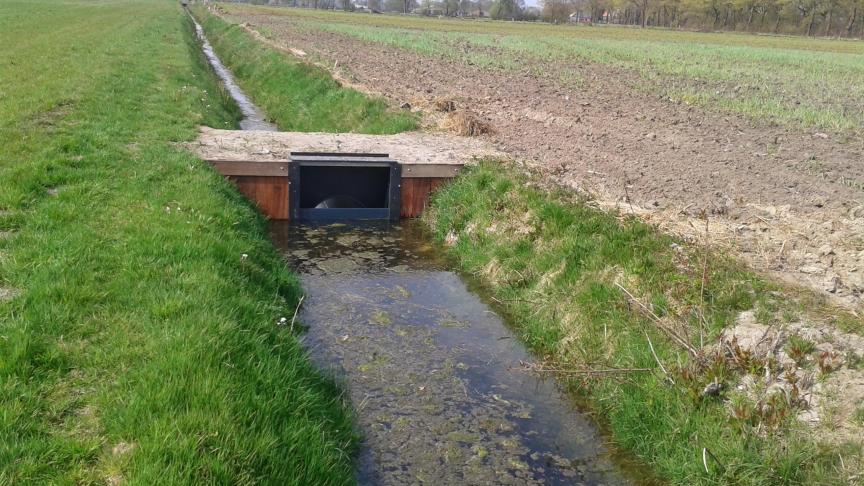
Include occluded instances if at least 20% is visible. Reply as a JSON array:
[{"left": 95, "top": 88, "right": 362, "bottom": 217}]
[
  {"left": 539, "top": 0, "right": 863, "bottom": 34},
  {"left": 250, "top": 0, "right": 863, "bottom": 36}
]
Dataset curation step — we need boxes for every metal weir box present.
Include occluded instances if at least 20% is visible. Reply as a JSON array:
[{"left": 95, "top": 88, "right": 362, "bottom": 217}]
[
  {"left": 204, "top": 151, "right": 461, "bottom": 221},
  {"left": 288, "top": 153, "right": 401, "bottom": 221}
]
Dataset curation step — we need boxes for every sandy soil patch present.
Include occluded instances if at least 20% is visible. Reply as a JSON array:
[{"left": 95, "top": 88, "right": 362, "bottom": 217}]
[
  {"left": 187, "top": 126, "right": 505, "bottom": 166},
  {"left": 724, "top": 310, "right": 864, "bottom": 445}
]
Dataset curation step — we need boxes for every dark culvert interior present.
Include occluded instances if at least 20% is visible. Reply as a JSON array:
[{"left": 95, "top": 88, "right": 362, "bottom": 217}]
[
  {"left": 301, "top": 166, "right": 389, "bottom": 209},
  {"left": 291, "top": 153, "right": 400, "bottom": 221}
]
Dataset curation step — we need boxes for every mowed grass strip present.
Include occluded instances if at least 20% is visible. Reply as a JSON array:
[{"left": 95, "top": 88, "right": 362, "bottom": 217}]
[
  {"left": 0, "top": 1, "right": 356, "bottom": 484},
  {"left": 221, "top": 4, "right": 864, "bottom": 134},
  {"left": 425, "top": 163, "right": 859, "bottom": 485},
  {"left": 193, "top": 6, "right": 417, "bottom": 134}
]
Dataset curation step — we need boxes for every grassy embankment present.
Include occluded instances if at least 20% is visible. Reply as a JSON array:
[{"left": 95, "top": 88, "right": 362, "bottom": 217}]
[
  {"left": 221, "top": 3, "right": 864, "bottom": 134},
  {"left": 0, "top": 0, "right": 408, "bottom": 483},
  {"left": 424, "top": 165, "right": 861, "bottom": 484},
  {"left": 194, "top": 6, "right": 416, "bottom": 134}
]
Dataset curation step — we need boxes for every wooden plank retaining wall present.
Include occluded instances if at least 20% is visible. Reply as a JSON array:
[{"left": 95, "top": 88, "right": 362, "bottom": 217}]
[{"left": 207, "top": 158, "right": 460, "bottom": 220}]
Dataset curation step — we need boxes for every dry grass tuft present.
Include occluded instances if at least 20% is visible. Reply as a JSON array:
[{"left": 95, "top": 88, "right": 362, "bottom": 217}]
[
  {"left": 433, "top": 98, "right": 457, "bottom": 112},
  {"left": 441, "top": 110, "right": 493, "bottom": 137},
  {"left": 0, "top": 286, "right": 21, "bottom": 302}
]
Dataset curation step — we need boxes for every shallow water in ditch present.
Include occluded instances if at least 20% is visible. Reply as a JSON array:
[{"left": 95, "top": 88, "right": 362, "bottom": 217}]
[
  {"left": 271, "top": 221, "right": 651, "bottom": 485},
  {"left": 189, "top": 10, "right": 278, "bottom": 131}
]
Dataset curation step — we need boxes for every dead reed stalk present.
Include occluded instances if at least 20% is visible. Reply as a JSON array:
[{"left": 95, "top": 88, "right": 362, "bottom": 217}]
[{"left": 615, "top": 283, "right": 699, "bottom": 356}]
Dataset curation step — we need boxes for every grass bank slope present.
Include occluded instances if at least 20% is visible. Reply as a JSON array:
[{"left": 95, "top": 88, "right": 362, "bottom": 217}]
[
  {"left": 192, "top": 6, "right": 416, "bottom": 134},
  {"left": 426, "top": 163, "right": 862, "bottom": 485},
  {"left": 0, "top": 1, "right": 355, "bottom": 483}
]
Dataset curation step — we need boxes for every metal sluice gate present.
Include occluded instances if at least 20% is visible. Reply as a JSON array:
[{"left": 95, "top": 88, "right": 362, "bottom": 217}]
[{"left": 288, "top": 152, "right": 402, "bottom": 221}]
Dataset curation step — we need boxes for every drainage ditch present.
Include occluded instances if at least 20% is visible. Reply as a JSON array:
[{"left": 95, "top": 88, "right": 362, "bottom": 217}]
[
  {"left": 271, "top": 222, "right": 652, "bottom": 485},
  {"left": 193, "top": 13, "right": 654, "bottom": 484},
  {"left": 190, "top": 11, "right": 277, "bottom": 131}
]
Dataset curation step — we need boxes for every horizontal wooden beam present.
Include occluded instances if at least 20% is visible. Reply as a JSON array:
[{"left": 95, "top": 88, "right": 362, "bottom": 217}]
[
  {"left": 206, "top": 159, "right": 289, "bottom": 177},
  {"left": 205, "top": 159, "right": 463, "bottom": 179},
  {"left": 401, "top": 164, "right": 462, "bottom": 178}
]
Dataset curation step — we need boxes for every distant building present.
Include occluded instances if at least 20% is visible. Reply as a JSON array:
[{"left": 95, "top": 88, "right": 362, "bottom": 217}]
[
  {"left": 569, "top": 10, "right": 609, "bottom": 23},
  {"left": 568, "top": 11, "right": 590, "bottom": 23},
  {"left": 412, "top": 6, "right": 444, "bottom": 15}
]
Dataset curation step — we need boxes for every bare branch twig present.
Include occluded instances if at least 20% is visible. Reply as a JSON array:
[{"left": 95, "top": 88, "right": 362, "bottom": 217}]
[
  {"left": 615, "top": 283, "right": 699, "bottom": 356},
  {"left": 623, "top": 177, "right": 636, "bottom": 215},
  {"left": 702, "top": 447, "right": 725, "bottom": 474},
  {"left": 289, "top": 295, "right": 305, "bottom": 333},
  {"left": 519, "top": 361, "right": 652, "bottom": 375},
  {"left": 645, "top": 330, "right": 675, "bottom": 384},
  {"left": 699, "top": 213, "right": 710, "bottom": 349}
]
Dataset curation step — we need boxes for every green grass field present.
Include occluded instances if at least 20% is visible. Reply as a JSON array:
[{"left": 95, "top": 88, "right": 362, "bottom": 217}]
[
  {"left": 0, "top": 1, "right": 360, "bottom": 483},
  {"left": 222, "top": 4, "right": 864, "bottom": 134}
]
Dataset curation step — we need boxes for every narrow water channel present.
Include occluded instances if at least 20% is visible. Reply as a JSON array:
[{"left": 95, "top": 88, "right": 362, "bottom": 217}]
[
  {"left": 271, "top": 221, "right": 645, "bottom": 485},
  {"left": 189, "top": 11, "right": 278, "bottom": 131}
]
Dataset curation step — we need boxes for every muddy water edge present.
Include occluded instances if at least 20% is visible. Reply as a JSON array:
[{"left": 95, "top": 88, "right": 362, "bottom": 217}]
[{"left": 271, "top": 221, "right": 657, "bottom": 485}]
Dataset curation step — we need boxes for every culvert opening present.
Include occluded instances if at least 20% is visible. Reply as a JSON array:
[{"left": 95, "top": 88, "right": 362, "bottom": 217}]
[{"left": 289, "top": 153, "right": 401, "bottom": 221}]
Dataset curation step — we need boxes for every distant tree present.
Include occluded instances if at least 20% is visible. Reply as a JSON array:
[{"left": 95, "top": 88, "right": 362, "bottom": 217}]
[
  {"left": 846, "top": 0, "right": 862, "bottom": 34},
  {"left": 443, "top": 0, "right": 461, "bottom": 14},
  {"left": 477, "top": 0, "right": 493, "bottom": 15},
  {"left": 792, "top": 0, "right": 822, "bottom": 34},
  {"left": 542, "top": 0, "right": 574, "bottom": 22},
  {"left": 385, "top": 0, "right": 857, "bottom": 34},
  {"left": 633, "top": 0, "right": 651, "bottom": 25},
  {"left": 522, "top": 5, "right": 543, "bottom": 18},
  {"left": 491, "top": 0, "right": 523, "bottom": 18}
]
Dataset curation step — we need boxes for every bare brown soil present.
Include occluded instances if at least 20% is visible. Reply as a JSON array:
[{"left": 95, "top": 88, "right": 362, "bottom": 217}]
[{"left": 225, "top": 10, "right": 864, "bottom": 310}]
